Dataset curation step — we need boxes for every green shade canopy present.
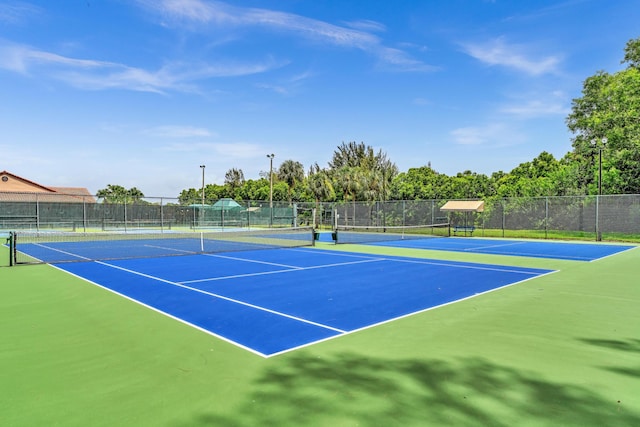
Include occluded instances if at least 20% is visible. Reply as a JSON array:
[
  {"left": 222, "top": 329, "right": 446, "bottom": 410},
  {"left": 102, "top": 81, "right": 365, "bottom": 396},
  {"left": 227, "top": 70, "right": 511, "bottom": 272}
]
[{"left": 210, "top": 198, "right": 243, "bottom": 210}]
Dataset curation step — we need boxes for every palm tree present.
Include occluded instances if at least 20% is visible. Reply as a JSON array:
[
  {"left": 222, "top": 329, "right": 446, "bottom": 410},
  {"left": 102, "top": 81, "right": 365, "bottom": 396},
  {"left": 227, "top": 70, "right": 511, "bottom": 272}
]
[
  {"left": 329, "top": 141, "right": 369, "bottom": 169},
  {"left": 308, "top": 169, "right": 335, "bottom": 226},
  {"left": 127, "top": 187, "right": 145, "bottom": 203},
  {"left": 335, "top": 166, "right": 363, "bottom": 226},
  {"left": 277, "top": 160, "right": 305, "bottom": 205}
]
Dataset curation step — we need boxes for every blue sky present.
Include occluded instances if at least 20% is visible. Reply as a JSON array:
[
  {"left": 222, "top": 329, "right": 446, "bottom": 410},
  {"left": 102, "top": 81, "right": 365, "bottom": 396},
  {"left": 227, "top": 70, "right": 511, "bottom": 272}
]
[{"left": 1, "top": 0, "right": 639, "bottom": 198}]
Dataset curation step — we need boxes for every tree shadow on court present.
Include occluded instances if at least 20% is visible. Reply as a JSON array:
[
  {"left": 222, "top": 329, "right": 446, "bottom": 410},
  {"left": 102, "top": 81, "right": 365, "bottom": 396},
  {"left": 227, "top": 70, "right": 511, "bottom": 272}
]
[
  {"left": 578, "top": 337, "right": 640, "bottom": 379},
  {"left": 578, "top": 338, "right": 640, "bottom": 353},
  {"left": 178, "top": 352, "right": 639, "bottom": 427}
]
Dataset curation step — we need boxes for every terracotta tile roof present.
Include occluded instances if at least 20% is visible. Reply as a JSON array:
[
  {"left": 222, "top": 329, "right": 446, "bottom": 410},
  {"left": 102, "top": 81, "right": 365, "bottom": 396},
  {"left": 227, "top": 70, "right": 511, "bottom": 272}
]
[{"left": 0, "top": 171, "right": 96, "bottom": 203}]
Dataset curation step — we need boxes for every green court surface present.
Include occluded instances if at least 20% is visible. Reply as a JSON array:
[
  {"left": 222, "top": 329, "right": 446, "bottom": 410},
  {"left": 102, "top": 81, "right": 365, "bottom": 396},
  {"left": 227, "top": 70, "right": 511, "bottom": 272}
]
[{"left": 1, "top": 242, "right": 639, "bottom": 426}]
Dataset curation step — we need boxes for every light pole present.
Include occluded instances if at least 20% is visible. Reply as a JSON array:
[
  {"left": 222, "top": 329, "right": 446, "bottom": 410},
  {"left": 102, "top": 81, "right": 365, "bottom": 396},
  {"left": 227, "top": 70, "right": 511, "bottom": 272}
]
[
  {"left": 200, "top": 165, "right": 205, "bottom": 225},
  {"left": 590, "top": 137, "right": 607, "bottom": 241},
  {"left": 267, "top": 154, "right": 274, "bottom": 227},
  {"left": 590, "top": 137, "right": 607, "bottom": 196}
]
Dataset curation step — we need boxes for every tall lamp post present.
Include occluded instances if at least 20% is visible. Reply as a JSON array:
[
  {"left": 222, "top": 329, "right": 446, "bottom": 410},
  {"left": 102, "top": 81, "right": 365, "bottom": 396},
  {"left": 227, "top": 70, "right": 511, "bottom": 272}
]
[
  {"left": 592, "top": 137, "right": 607, "bottom": 196},
  {"left": 200, "top": 165, "right": 205, "bottom": 226},
  {"left": 266, "top": 154, "right": 275, "bottom": 227},
  {"left": 590, "top": 137, "right": 607, "bottom": 241}
]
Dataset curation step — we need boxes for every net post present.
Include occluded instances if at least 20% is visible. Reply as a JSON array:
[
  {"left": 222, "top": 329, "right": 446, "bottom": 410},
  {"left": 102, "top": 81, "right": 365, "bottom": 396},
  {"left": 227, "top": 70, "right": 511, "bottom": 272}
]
[
  {"left": 312, "top": 208, "right": 317, "bottom": 229},
  {"left": 8, "top": 231, "right": 15, "bottom": 267}
]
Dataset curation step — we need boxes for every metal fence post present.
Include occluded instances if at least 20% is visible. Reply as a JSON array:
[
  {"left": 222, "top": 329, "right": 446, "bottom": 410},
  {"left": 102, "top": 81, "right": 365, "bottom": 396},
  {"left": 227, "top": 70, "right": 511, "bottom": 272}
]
[
  {"left": 545, "top": 197, "right": 549, "bottom": 239},
  {"left": 596, "top": 195, "right": 601, "bottom": 241}
]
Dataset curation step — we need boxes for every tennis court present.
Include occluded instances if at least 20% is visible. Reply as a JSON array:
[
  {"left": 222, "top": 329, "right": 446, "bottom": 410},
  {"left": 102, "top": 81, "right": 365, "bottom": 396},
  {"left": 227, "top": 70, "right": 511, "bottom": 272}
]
[
  {"left": 334, "top": 227, "right": 635, "bottom": 261},
  {"left": 3, "top": 226, "right": 639, "bottom": 426},
  {"left": 10, "top": 230, "right": 553, "bottom": 356}
]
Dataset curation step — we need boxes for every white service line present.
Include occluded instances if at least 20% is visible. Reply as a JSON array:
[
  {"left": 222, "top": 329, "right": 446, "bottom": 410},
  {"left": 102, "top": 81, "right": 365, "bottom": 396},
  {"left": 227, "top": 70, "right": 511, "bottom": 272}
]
[
  {"left": 203, "top": 252, "right": 304, "bottom": 269},
  {"left": 181, "top": 257, "right": 386, "bottom": 284},
  {"left": 96, "top": 260, "right": 347, "bottom": 334},
  {"left": 465, "top": 241, "right": 527, "bottom": 251},
  {"left": 33, "top": 243, "right": 91, "bottom": 260},
  {"left": 384, "top": 256, "right": 549, "bottom": 275},
  {"left": 143, "top": 244, "right": 196, "bottom": 254},
  {"left": 267, "top": 269, "right": 560, "bottom": 358}
]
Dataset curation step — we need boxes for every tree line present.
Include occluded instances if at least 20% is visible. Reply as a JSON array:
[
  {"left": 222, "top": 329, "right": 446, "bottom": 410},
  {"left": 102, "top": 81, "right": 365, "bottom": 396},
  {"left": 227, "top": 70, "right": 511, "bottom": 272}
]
[{"left": 100, "top": 37, "right": 640, "bottom": 205}]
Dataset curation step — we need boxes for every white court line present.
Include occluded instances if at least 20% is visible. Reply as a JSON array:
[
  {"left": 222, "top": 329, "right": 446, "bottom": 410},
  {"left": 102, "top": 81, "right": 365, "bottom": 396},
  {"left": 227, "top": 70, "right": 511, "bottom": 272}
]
[
  {"left": 289, "top": 247, "right": 381, "bottom": 260},
  {"left": 50, "top": 264, "right": 271, "bottom": 358},
  {"left": 381, "top": 256, "right": 550, "bottom": 275},
  {"left": 95, "top": 260, "right": 347, "bottom": 334},
  {"left": 203, "top": 252, "right": 304, "bottom": 269},
  {"left": 589, "top": 245, "right": 638, "bottom": 262},
  {"left": 267, "top": 269, "right": 559, "bottom": 357},
  {"left": 32, "top": 243, "right": 91, "bottom": 261},
  {"left": 181, "top": 268, "right": 298, "bottom": 284},
  {"left": 144, "top": 244, "right": 197, "bottom": 255},
  {"left": 50, "top": 246, "right": 562, "bottom": 358},
  {"left": 465, "top": 241, "right": 527, "bottom": 251},
  {"left": 474, "top": 249, "right": 592, "bottom": 261},
  {"left": 180, "top": 257, "right": 385, "bottom": 284}
]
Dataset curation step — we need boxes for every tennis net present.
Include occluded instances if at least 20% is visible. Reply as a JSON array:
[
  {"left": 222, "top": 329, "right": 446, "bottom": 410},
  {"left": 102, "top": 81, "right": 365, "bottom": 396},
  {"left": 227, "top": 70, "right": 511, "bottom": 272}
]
[
  {"left": 10, "top": 227, "right": 315, "bottom": 265},
  {"left": 334, "top": 223, "right": 450, "bottom": 244}
]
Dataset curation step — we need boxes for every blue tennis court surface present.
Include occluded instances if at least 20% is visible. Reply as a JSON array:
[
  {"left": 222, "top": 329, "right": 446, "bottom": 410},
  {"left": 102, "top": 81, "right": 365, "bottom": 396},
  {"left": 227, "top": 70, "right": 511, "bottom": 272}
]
[
  {"left": 52, "top": 247, "right": 554, "bottom": 357},
  {"left": 360, "top": 237, "right": 636, "bottom": 261}
]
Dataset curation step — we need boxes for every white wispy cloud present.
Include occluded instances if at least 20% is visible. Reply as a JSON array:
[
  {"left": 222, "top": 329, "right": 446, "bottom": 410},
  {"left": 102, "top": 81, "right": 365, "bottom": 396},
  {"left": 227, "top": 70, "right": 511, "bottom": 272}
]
[
  {"left": 461, "top": 37, "right": 561, "bottom": 75},
  {"left": 256, "top": 69, "right": 314, "bottom": 95},
  {"left": 142, "top": 125, "right": 214, "bottom": 138},
  {"left": 450, "top": 123, "right": 524, "bottom": 146},
  {"left": 412, "top": 97, "right": 430, "bottom": 106},
  {"left": 343, "top": 19, "right": 387, "bottom": 33},
  {"left": 212, "top": 142, "right": 263, "bottom": 158},
  {"left": 500, "top": 100, "right": 569, "bottom": 117},
  {"left": 0, "top": 1, "right": 42, "bottom": 24},
  {"left": 501, "top": 0, "right": 590, "bottom": 24},
  {"left": 135, "top": 0, "right": 435, "bottom": 71},
  {"left": 0, "top": 0, "right": 434, "bottom": 94},
  {"left": 0, "top": 41, "right": 282, "bottom": 93},
  {"left": 161, "top": 141, "right": 262, "bottom": 159},
  {"left": 160, "top": 142, "right": 219, "bottom": 152},
  {"left": 500, "top": 90, "right": 570, "bottom": 118},
  {"left": 0, "top": 42, "right": 111, "bottom": 73}
]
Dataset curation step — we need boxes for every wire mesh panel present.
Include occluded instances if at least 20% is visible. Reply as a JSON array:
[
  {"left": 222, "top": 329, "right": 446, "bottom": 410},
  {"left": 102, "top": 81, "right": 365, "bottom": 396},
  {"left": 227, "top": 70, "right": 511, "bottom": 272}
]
[
  {"left": 380, "top": 201, "right": 405, "bottom": 227},
  {"left": 547, "top": 196, "right": 595, "bottom": 238},
  {"left": 482, "top": 197, "right": 599, "bottom": 239},
  {"left": 0, "top": 199, "right": 39, "bottom": 230},
  {"left": 1, "top": 232, "right": 11, "bottom": 267},
  {"left": 332, "top": 200, "right": 444, "bottom": 228},
  {"left": 599, "top": 194, "right": 640, "bottom": 238},
  {"left": 502, "top": 197, "right": 546, "bottom": 236},
  {"left": 335, "top": 223, "right": 450, "bottom": 244},
  {"left": 3, "top": 192, "right": 640, "bottom": 244}
]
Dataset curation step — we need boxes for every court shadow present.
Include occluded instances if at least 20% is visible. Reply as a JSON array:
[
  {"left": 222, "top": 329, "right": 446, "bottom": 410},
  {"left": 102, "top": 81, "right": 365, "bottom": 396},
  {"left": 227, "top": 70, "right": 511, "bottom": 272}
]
[
  {"left": 577, "top": 338, "right": 640, "bottom": 353},
  {"left": 605, "top": 366, "right": 640, "bottom": 378},
  {"left": 578, "top": 337, "right": 640, "bottom": 379},
  {"left": 178, "top": 352, "right": 639, "bottom": 427}
]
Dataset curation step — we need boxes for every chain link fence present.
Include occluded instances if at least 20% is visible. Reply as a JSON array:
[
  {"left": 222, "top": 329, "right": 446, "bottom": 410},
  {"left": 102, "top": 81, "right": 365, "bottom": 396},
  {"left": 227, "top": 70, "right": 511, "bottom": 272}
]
[
  {"left": 324, "top": 196, "right": 640, "bottom": 242},
  {"left": 2, "top": 193, "right": 639, "bottom": 241},
  {"left": 0, "top": 194, "right": 298, "bottom": 232}
]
